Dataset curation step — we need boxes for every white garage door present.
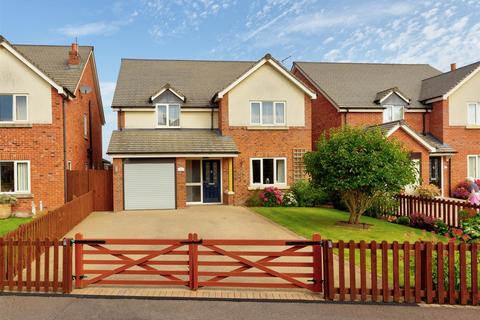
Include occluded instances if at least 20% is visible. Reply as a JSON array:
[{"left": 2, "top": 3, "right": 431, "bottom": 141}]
[{"left": 124, "top": 159, "right": 176, "bottom": 210}]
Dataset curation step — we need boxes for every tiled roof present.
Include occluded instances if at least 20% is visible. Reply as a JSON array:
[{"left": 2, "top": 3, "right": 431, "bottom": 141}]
[{"left": 107, "top": 129, "right": 239, "bottom": 155}]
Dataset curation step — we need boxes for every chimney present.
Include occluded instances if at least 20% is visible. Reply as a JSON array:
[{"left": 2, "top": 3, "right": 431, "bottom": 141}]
[
  {"left": 68, "top": 42, "right": 80, "bottom": 65},
  {"left": 450, "top": 63, "right": 457, "bottom": 71}
]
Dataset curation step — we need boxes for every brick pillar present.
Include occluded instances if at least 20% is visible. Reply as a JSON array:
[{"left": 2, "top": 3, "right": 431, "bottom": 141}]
[
  {"left": 113, "top": 158, "right": 124, "bottom": 212},
  {"left": 222, "top": 158, "right": 235, "bottom": 205},
  {"left": 176, "top": 158, "right": 186, "bottom": 209}
]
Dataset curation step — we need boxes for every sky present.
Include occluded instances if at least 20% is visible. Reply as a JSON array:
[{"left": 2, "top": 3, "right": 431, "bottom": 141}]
[{"left": 1, "top": 0, "right": 480, "bottom": 159}]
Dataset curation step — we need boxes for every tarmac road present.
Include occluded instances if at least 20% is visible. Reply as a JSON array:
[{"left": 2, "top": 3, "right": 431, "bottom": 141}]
[{"left": 0, "top": 295, "right": 478, "bottom": 320}]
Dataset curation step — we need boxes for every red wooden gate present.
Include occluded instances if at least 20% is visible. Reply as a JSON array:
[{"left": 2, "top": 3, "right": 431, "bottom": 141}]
[{"left": 73, "top": 233, "right": 324, "bottom": 292}]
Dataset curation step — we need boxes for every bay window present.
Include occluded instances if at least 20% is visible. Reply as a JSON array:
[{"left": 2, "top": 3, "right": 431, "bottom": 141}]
[
  {"left": 251, "top": 158, "right": 287, "bottom": 186},
  {"left": 0, "top": 161, "right": 30, "bottom": 193},
  {"left": 0, "top": 94, "right": 28, "bottom": 122},
  {"left": 156, "top": 104, "right": 180, "bottom": 127},
  {"left": 250, "top": 101, "right": 285, "bottom": 125},
  {"left": 383, "top": 105, "right": 404, "bottom": 123}
]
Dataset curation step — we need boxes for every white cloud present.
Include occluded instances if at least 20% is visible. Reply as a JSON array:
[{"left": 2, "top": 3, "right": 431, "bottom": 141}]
[
  {"left": 323, "top": 36, "right": 335, "bottom": 44},
  {"left": 58, "top": 21, "right": 125, "bottom": 37}
]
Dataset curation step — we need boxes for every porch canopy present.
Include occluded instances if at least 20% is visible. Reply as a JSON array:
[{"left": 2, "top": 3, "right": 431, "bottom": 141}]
[{"left": 107, "top": 129, "right": 239, "bottom": 157}]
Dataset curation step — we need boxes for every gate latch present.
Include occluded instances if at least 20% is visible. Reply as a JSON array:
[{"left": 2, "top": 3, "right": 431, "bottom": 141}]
[
  {"left": 73, "top": 275, "right": 87, "bottom": 280},
  {"left": 180, "top": 239, "right": 203, "bottom": 245},
  {"left": 73, "top": 240, "right": 107, "bottom": 245}
]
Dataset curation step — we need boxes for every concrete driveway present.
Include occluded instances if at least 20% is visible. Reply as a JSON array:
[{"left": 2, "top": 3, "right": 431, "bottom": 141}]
[{"left": 65, "top": 205, "right": 301, "bottom": 239}]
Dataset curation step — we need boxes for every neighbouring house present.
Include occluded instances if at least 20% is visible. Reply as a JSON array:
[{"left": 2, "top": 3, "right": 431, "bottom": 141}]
[
  {"left": 108, "top": 54, "right": 316, "bottom": 211},
  {"left": 0, "top": 35, "right": 105, "bottom": 213},
  {"left": 292, "top": 61, "right": 480, "bottom": 196}
]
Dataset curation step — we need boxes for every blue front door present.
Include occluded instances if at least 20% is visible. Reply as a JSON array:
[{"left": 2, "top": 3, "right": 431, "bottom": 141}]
[{"left": 202, "top": 160, "right": 221, "bottom": 203}]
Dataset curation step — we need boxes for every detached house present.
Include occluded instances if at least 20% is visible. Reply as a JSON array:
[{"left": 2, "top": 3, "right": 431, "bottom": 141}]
[
  {"left": 0, "top": 36, "right": 104, "bottom": 213},
  {"left": 108, "top": 54, "right": 316, "bottom": 211},
  {"left": 292, "top": 61, "right": 480, "bottom": 196}
]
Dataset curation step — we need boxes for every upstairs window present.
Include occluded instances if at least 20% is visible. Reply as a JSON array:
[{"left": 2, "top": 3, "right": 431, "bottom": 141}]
[
  {"left": 383, "top": 105, "right": 404, "bottom": 123},
  {"left": 0, "top": 95, "right": 28, "bottom": 122},
  {"left": 157, "top": 104, "right": 180, "bottom": 127},
  {"left": 250, "top": 101, "right": 285, "bottom": 126},
  {"left": 468, "top": 103, "right": 480, "bottom": 125}
]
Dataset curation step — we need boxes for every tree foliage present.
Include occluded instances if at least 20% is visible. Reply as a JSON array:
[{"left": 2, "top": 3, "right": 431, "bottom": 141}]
[{"left": 304, "top": 126, "right": 416, "bottom": 224}]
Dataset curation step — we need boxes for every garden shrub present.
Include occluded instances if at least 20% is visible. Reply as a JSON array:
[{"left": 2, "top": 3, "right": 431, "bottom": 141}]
[
  {"left": 396, "top": 216, "right": 410, "bottom": 225},
  {"left": 365, "top": 192, "right": 399, "bottom": 218},
  {"left": 245, "top": 190, "right": 262, "bottom": 207},
  {"left": 282, "top": 192, "right": 298, "bottom": 207},
  {"left": 259, "top": 187, "right": 284, "bottom": 207},
  {"left": 433, "top": 220, "right": 449, "bottom": 236},
  {"left": 452, "top": 181, "right": 470, "bottom": 199},
  {"left": 414, "top": 184, "right": 441, "bottom": 198},
  {"left": 290, "top": 180, "right": 327, "bottom": 207},
  {"left": 409, "top": 212, "right": 436, "bottom": 231},
  {"left": 459, "top": 214, "right": 480, "bottom": 242}
]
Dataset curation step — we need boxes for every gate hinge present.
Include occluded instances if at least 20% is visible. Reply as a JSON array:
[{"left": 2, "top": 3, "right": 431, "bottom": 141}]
[
  {"left": 307, "top": 279, "right": 317, "bottom": 284},
  {"left": 72, "top": 275, "right": 87, "bottom": 280}
]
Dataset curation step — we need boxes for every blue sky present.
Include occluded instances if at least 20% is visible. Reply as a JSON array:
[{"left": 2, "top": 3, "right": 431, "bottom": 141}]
[{"left": 1, "top": 0, "right": 480, "bottom": 158}]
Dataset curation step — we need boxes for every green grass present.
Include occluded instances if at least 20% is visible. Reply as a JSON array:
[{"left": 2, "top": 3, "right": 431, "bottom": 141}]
[
  {"left": 0, "top": 218, "right": 32, "bottom": 237},
  {"left": 252, "top": 207, "right": 448, "bottom": 243}
]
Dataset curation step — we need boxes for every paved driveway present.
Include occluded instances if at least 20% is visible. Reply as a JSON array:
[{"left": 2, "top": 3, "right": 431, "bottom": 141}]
[{"left": 65, "top": 205, "right": 301, "bottom": 239}]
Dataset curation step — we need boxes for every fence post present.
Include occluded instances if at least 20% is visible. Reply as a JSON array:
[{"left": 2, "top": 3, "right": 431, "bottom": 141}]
[
  {"left": 62, "top": 238, "right": 73, "bottom": 294},
  {"left": 188, "top": 233, "right": 199, "bottom": 291},
  {"left": 74, "top": 233, "right": 84, "bottom": 289},
  {"left": 322, "top": 240, "right": 334, "bottom": 300},
  {"left": 312, "top": 233, "right": 322, "bottom": 293}
]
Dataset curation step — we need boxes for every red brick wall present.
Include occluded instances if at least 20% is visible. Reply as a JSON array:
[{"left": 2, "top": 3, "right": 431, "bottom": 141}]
[
  {"left": 429, "top": 100, "right": 446, "bottom": 142},
  {"left": 219, "top": 93, "right": 312, "bottom": 205},
  {"left": 176, "top": 158, "right": 186, "bottom": 209},
  {"left": 112, "top": 158, "right": 123, "bottom": 212},
  {"left": 344, "top": 112, "right": 383, "bottom": 127},
  {"left": 65, "top": 57, "right": 103, "bottom": 170},
  {"left": 390, "top": 128, "right": 430, "bottom": 185},
  {"left": 292, "top": 69, "right": 341, "bottom": 149},
  {"left": 0, "top": 88, "right": 65, "bottom": 212}
]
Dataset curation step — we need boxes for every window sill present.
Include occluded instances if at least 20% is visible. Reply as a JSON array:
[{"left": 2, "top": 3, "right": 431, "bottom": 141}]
[
  {"left": 466, "top": 125, "right": 480, "bottom": 129},
  {"left": 247, "top": 126, "right": 288, "bottom": 130},
  {"left": 0, "top": 123, "right": 32, "bottom": 128},
  {"left": 0, "top": 193, "right": 33, "bottom": 199},
  {"left": 248, "top": 185, "right": 290, "bottom": 190}
]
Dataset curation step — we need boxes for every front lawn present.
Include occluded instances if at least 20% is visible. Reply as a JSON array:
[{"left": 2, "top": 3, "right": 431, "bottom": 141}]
[
  {"left": 0, "top": 218, "right": 32, "bottom": 237},
  {"left": 253, "top": 207, "right": 447, "bottom": 243}
]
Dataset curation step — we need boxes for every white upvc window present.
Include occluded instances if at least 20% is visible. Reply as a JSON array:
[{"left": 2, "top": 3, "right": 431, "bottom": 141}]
[
  {"left": 250, "top": 158, "right": 287, "bottom": 186},
  {"left": 383, "top": 105, "right": 404, "bottom": 123},
  {"left": 250, "top": 101, "right": 286, "bottom": 125},
  {"left": 468, "top": 155, "right": 480, "bottom": 179},
  {"left": 186, "top": 160, "right": 202, "bottom": 203},
  {"left": 467, "top": 103, "right": 480, "bottom": 125},
  {"left": 156, "top": 103, "right": 180, "bottom": 128},
  {"left": 83, "top": 113, "right": 88, "bottom": 139},
  {"left": 0, "top": 160, "right": 30, "bottom": 193},
  {"left": 0, "top": 94, "right": 28, "bottom": 122}
]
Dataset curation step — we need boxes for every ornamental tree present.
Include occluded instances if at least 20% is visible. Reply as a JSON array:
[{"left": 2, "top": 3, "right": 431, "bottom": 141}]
[{"left": 304, "top": 127, "right": 416, "bottom": 224}]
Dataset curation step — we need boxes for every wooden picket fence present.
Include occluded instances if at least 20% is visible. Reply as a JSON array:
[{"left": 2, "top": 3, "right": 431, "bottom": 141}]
[
  {"left": 0, "top": 238, "right": 73, "bottom": 293},
  {"left": 393, "top": 194, "right": 480, "bottom": 227},
  {"left": 323, "top": 239, "right": 479, "bottom": 305},
  {"left": 67, "top": 169, "right": 113, "bottom": 211},
  {"left": 1, "top": 191, "right": 93, "bottom": 288}
]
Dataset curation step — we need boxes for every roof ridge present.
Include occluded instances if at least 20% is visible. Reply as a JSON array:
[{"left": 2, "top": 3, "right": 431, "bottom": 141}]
[
  {"left": 13, "top": 43, "right": 93, "bottom": 48},
  {"left": 294, "top": 61, "right": 434, "bottom": 66},
  {"left": 121, "top": 58, "right": 256, "bottom": 63},
  {"left": 421, "top": 61, "right": 480, "bottom": 82}
]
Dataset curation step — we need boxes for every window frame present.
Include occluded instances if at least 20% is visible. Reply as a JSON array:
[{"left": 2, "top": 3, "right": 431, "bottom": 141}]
[
  {"left": 83, "top": 113, "right": 88, "bottom": 139},
  {"left": 383, "top": 105, "right": 404, "bottom": 123},
  {"left": 250, "top": 157, "right": 287, "bottom": 187},
  {"left": 467, "top": 102, "right": 480, "bottom": 125},
  {"left": 249, "top": 101, "right": 286, "bottom": 126},
  {"left": 0, "top": 160, "right": 31, "bottom": 194},
  {"left": 186, "top": 159, "right": 203, "bottom": 204},
  {"left": 155, "top": 103, "right": 181, "bottom": 128},
  {"left": 467, "top": 155, "right": 480, "bottom": 179},
  {"left": 0, "top": 94, "right": 28, "bottom": 123}
]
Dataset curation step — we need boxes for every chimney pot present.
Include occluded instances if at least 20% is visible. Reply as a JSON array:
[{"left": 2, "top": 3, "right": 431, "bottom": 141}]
[
  {"left": 68, "top": 42, "right": 80, "bottom": 65},
  {"left": 450, "top": 63, "right": 456, "bottom": 71}
]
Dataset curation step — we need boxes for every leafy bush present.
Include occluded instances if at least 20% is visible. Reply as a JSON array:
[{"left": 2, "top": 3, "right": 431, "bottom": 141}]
[
  {"left": 459, "top": 214, "right": 480, "bottom": 242},
  {"left": 453, "top": 181, "right": 470, "bottom": 199},
  {"left": 282, "top": 192, "right": 298, "bottom": 207},
  {"left": 290, "top": 180, "right": 327, "bottom": 207},
  {"left": 245, "top": 190, "right": 263, "bottom": 207},
  {"left": 433, "top": 220, "right": 449, "bottom": 236},
  {"left": 396, "top": 216, "right": 410, "bottom": 225},
  {"left": 365, "top": 192, "right": 399, "bottom": 218},
  {"left": 414, "top": 184, "right": 441, "bottom": 198},
  {"left": 0, "top": 195, "right": 16, "bottom": 205},
  {"left": 409, "top": 212, "right": 437, "bottom": 231},
  {"left": 259, "top": 187, "right": 284, "bottom": 207}
]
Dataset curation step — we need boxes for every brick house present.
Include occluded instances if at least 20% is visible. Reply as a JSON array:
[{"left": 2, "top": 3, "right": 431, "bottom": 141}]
[
  {"left": 0, "top": 36, "right": 105, "bottom": 213},
  {"left": 108, "top": 54, "right": 316, "bottom": 211},
  {"left": 292, "top": 61, "right": 480, "bottom": 196}
]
